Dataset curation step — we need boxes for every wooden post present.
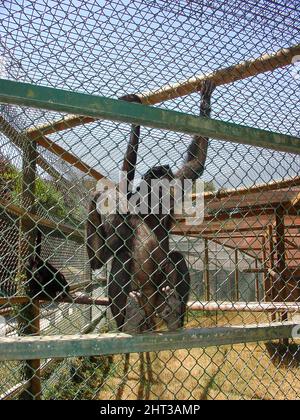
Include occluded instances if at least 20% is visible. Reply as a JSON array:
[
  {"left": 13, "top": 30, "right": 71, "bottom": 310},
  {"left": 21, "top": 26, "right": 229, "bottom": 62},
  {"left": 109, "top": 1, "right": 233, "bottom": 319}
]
[
  {"left": 18, "top": 139, "right": 41, "bottom": 400},
  {"left": 268, "top": 224, "right": 277, "bottom": 321},
  {"left": 254, "top": 259, "right": 259, "bottom": 302},
  {"left": 234, "top": 249, "right": 239, "bottom": 301},
  {"left": 268, "top": 225, "right": 276, "bottom": 270},
  {"left": 261, "top": 234, "right": 269, "bottom": 302},
  {"left": 275, "top": 208, "right": 289, "bottom": 347},
  {"left": 275, "top": 209, "right": 288, "bottom": 319},
  {"left": 204, "top": 239, "right": 210, "bottom": 301}
]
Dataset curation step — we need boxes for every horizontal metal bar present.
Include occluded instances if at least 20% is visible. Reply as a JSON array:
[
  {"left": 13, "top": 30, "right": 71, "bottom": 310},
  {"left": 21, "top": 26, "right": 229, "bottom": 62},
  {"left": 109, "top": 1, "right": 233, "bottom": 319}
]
[
  {"left": 0, "top": 381, "right": 29, "bottom": 401},
  {"left": 139, "top": 45, "right": 300, "bottom": 105},
  {"left": 0, "top": 322, "right": 297, "bottom": 361},
  {"left": 3, "top": 297, "right": 295, "bottom": 312},
  {"left": 0, "top": 312, "right": 108, "bottom": 400},
  {"left": 40, "top": 294, "right": 109, "bottom": 306},
  {"left": 141, "top": 44, "right": 300, "bottom": 105},
  {"left": 0, "top": 296, "right": 30, "bottom": 305},
  {"left": 25, "top": 44, "right": 300, "bottom": 139},
  {"left": 0, "top": 79, "right": 300, "bottom": 154},
  {"left": 188, "top": 301, "right": 300, "bottom": 313}
]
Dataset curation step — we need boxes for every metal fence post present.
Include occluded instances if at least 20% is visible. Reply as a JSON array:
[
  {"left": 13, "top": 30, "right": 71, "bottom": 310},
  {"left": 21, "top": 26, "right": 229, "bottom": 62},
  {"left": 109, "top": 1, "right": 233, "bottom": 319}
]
[
  {"left": 18, "top": 139, "right": 41, "bottom": 400},
  {"left": 204, "top": 239, "right": 210, "bottom": 300}
]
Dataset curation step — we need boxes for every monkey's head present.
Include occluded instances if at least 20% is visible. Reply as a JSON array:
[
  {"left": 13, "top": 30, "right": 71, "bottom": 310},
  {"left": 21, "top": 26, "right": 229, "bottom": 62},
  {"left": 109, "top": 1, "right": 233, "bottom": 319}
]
[
  {"left": 138, "top": 165, "right": 175, "bottom": 216},
  {"left": 26, "top": 256, "right": 70, "bottom": 299},
  {"left": 142, "top": 165, "right": 174, "bottom": 184}
]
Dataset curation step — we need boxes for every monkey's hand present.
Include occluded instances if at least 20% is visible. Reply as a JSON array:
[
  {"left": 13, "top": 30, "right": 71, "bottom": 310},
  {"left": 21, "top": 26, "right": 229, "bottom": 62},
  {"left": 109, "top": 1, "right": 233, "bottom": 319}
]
[
  {"left": 199, "top": 80, "right": 215, "bottom": 119},
  {"left": 200, "top": 79, "right": 216, "bottom": 99},
  {"left": 118, "top": 93, "right": 142, "bottom": 104}
]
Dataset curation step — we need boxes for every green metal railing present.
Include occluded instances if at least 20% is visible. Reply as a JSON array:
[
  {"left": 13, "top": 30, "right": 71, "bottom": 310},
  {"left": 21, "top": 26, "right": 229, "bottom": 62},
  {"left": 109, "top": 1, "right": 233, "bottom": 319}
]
[
  {"left": 0, "top": 322, "right": 297, "bottom": 361},
  {"left": 0, "top": 78, "right": 299, "bottom": 366},
  {"left": 1, "top": 79, "right": 300, "bottom": 154}
]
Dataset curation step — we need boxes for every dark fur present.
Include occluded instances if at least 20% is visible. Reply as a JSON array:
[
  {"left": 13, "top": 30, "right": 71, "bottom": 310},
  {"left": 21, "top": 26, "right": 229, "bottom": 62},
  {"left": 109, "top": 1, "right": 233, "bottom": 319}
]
[
  {"left": 26, "top": 256, "right": 70, "bottom": 299},
  {"left": 158, "top": 251, "right": 191, "bottom": 329},
  {"left": 87, "top": 81, "right": 215, "bottom": 332}
]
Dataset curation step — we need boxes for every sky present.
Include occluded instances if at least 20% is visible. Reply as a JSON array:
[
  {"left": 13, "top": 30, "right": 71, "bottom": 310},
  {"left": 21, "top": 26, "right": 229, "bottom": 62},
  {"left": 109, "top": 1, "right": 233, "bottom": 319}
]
[{"left": 0, "top": 0, "right": 299, "bottom": 188}]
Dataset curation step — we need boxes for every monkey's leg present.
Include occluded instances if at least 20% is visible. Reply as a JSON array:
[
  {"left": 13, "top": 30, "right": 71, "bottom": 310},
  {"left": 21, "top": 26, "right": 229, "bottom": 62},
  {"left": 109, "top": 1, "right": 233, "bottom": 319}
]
[
  {"left": 169, "top": 251, "right": 191, "bottom": 328},
  {"left": 123, "top": 291, "right": 147, "bottom": 333},
  {"left": 108, "top": 252, "right": 132, "bottom": 331},
  {"left": 139, "top": 293, "right": 157, "bottom": 332},
  {"left": 87, "top": 190, "right": 131, "bottom": 271},
  {"left": 155, "top": 257, "right": 182, "bottom": 330}
]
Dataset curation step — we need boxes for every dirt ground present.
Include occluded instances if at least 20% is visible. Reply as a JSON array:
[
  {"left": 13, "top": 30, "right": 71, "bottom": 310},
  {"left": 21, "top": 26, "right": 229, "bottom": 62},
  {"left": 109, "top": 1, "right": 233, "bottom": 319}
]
[
  {"left": 4, "top": 311, "right": 299, "bottom": 400},
  {"left": 97, "top": 312, "right": 300, "bottom": 400}
]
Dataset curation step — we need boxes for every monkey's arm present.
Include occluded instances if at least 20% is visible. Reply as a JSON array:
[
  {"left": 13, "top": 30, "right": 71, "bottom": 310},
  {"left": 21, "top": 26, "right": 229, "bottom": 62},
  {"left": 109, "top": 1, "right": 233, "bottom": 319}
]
[
  {"left": 175, "top": 80, "right": 215, "bottom": 180},
  {"left": 86, "top": 192, "right": 115, "bottom": 270},
  {"left": 87, "top": 94, "right": 141, "bottom": 270},
  {"left": 119, "top": 94, "right": 142, "bottom": 192},
  {"left": 87, "top": 94, "right": 139, "bottom": 270}
]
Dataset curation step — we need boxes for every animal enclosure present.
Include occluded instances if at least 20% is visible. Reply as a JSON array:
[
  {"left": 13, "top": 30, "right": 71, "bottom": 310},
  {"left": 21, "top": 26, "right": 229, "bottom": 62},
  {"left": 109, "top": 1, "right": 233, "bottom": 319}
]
[{"left": 0, "top": 0, "right": 300, "bottom": 400}]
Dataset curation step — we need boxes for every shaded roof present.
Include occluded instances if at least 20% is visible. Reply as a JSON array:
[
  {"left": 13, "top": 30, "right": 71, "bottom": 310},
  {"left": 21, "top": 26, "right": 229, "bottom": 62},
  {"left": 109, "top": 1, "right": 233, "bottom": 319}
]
[{"left": 173, "top": 182, "right": 300, "bottom": 266}]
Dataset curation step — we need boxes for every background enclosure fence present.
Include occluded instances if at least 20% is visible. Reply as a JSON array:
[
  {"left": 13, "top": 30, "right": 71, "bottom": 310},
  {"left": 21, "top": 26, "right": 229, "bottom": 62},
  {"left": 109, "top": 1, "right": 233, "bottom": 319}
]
[{"left": 0, "top": 0, "right": 300, "bottom": 400}]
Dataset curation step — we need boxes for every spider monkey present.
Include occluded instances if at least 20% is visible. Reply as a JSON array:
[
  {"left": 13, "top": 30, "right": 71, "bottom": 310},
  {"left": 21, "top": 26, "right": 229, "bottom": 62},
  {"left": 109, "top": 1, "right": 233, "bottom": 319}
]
[
  {"left": 25, "top": 230, "right": 70, "bottom": 299},
  {"left": 87, "top": 80, "right": 215, "bottom": 332}
]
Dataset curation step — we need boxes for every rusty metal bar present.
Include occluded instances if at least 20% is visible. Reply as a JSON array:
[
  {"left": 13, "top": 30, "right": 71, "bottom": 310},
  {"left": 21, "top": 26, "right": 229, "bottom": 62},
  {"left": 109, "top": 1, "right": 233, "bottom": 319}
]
[
  {"left": 140, "top": 44, "right": 300, "bottom": 104},
  {"left": 24, "top": 44, "right": 300, "bottom": 138}
]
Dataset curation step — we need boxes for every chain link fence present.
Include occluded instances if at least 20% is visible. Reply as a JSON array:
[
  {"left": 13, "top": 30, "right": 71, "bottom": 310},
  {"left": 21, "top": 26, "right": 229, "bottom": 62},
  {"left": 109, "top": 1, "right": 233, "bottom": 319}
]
[{"left": 0, "top": 0, "right": 300, "bottom": 400}]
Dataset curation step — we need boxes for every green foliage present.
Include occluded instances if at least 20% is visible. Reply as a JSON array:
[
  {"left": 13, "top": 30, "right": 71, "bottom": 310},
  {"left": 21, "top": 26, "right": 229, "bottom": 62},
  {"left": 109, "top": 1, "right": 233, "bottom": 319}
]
[
  {"left": 204, "top": 180, "right": 216, "bottom": 192},
  {"left": 43, "top": 356, "right": 114, "bottom": 400},
  {"left": 192, "top": 180, "right": 216, "bottom": 194},
  {"left": 35, "top": 178, "right": 67, "bottom": 219},
  {"left": 0, "top": 155, "right": 19, "bottom": 191},
  {"left": 0, "top": 157, "right": 75, "bottom": 221}
]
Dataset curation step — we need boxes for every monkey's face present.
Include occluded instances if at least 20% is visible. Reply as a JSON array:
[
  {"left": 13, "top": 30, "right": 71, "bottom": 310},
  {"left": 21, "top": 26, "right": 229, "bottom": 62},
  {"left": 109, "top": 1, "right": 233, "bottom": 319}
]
[{"left": 139, "top": 165, "right": 175, "bottom": 215}]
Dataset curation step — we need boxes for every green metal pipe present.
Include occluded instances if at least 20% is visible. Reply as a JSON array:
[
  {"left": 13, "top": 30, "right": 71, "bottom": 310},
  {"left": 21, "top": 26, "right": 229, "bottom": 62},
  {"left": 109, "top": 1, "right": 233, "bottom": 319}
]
[
  {"left": 0, "top": 322, "right": 297, "bottom": 361},
  {"left": 0, "top": 79, "right": 299, "bottom": 154}
]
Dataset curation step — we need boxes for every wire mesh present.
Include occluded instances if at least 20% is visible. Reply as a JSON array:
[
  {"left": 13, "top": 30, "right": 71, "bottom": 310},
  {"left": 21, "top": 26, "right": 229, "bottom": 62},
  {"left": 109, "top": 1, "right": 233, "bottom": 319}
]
[{"left": 0, "top": 0, "right": 300, "bottom": 400}]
